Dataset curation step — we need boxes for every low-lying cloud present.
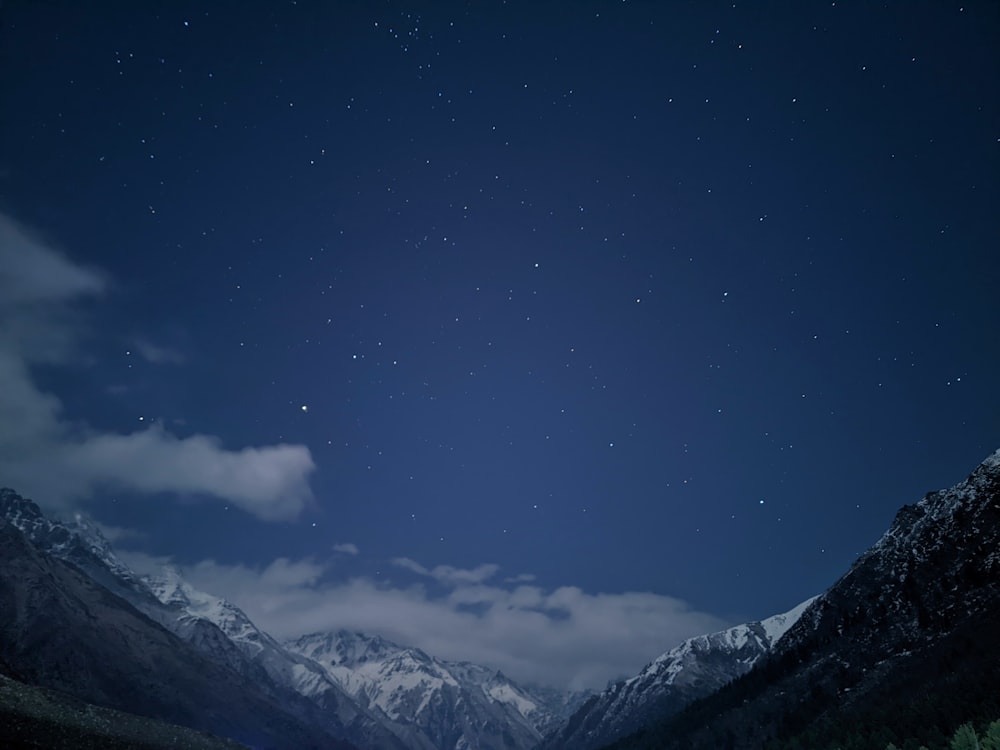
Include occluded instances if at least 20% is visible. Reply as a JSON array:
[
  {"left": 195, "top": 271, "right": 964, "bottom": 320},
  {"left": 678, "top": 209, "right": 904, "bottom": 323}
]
[
  {"left": 0, "top": 212, "right": 315, "bottom": 520},
  {"left": 122, "top": 552, "right": 729, "bottom": 691}
]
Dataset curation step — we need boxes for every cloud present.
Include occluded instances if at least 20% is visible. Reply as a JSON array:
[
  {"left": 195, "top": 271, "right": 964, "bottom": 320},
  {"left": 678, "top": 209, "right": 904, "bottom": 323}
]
[
  {"left": 90, "top": 519, "right": 147, "bottom": 545},
  {"left": 0, "top": 212, "right": 315, "bottom": 520},
  {"left": 58, "top": 426, "right": 314, "bottom": 520},
  {"left": 134, "top": 553, "right": 729, "bottom": 691},
  {"left": 332, "top": 542, "right": 360, "bottom": 556},
  {"left": 132, "top": 339, "right": 185, "bottom": 365},
  {"left": 504, "top": 573, "right": 537, "bottom": 584},
  {"left": 0, "top": 216, "right": 105, "bottom": 366},
  {"left": 0, "top": 214, "right": 105, "bottom": 306},
  {"left": 390, "top": 557, "right": 501, "bottom": 585}
]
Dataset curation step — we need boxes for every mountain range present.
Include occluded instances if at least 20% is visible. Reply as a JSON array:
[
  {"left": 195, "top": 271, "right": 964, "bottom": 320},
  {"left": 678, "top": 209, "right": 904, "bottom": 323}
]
[
  {"left": 2, "top": 447, "right": 998, "bottom": 749},
  {"left": 0, "top": 487, "right": 585, "bottom": 750}
]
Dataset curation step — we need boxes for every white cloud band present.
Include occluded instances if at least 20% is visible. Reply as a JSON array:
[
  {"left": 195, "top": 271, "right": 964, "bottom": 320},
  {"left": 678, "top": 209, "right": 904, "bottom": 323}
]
[{"left": 147, "top": 555, "right": 728, "bottom": 691}]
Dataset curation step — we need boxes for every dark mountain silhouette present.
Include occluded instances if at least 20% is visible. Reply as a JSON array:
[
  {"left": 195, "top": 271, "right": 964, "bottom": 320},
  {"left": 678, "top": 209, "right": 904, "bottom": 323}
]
[{"left": 600, "top": 449, "right": 1000, "bottom": 749}]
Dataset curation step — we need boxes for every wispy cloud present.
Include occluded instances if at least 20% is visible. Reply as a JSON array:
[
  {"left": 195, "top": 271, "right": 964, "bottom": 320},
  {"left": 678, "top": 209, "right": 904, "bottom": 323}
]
[
  {"left": 332, "top": 542, "right": 360, "bottom": 556},
  {"left": 0, "top": 214, "right": 105, "bottom": 306},
  {"left": 59, "top": 426, "right": 314, "bottom": 520},
  {"left": 504, "top": 573, "right": 537, "bottom": 584},
  {"left": 390, "top": 557, "right": 501, "bottom": 585},
  {"left": 123, "top": 552, "right": 729, "bottom": 691},
  {"left": 132, "top": 339, "right": 185, "bottom": 365},
  {"left": 0, "top": 212, "right": 315, "bottom": 521},
  {"left": 90, "top": 520, "right": 147, "bottom": 545}
]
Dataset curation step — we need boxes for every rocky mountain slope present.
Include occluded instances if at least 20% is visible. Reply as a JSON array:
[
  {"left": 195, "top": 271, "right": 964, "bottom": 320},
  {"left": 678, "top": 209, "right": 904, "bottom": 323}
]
[
  {"left": 540, "top": 597, "right": 816, "bottom": 750},
  {"left": 0, "top": 513, "right": 355, "bottom": 750},
  {"left": 0, "top": 671, "right": 248, "bottom": 750},
  {"left": 602, "top": 448, "right": 1000, "bottom": 749}
]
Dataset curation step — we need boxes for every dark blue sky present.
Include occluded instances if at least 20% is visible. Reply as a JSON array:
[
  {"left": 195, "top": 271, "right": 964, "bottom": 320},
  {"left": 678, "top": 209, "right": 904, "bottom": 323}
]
[{"left": 1, "top": 1, "right": 997, "bottom": 688}]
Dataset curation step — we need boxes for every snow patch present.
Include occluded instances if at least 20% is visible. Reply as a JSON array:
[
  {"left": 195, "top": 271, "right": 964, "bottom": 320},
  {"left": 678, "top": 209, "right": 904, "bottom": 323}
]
[{"left": 761, "top": 596, "right": 820, "bottom": 646}]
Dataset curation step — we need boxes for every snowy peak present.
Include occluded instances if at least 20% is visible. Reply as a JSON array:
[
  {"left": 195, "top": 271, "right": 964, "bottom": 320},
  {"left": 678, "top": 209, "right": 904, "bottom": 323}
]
[
  {"left": 0, "top": 486, "right": 77, "bottom": 555},
  {"left": 289, "top": 630, "right": 473, "bottom": 716},
  {"left": 0, "top": 487, "right": 44, "bottom": 524},
  {"left": 0, "top": 488, "right": 139, "bottom": 587},
  {"left": 293, "top": 629, "right": 416, "bottom": 669},
  {"left": 542, "top": 597, "right": 816, "bottom": 750},
  {"left": 0, "top": 491, "right": 255, "bottom": 651},
  {"left": 143, "top": 569, "right": 265, "bottom": 649},
  {"left": 632, "top": 597, "right": 816, "bottom": 692},
  {"left": 285, "top": 630, "right": 576, "bottom": 750},
  {"left": 137, "top": 572, "right": 409, "bottom": 750},
  {"left": 760, "top": 595, "right": 819, "bottom": 645},
  {"left": 144, "top": 567, "right": 197, "bottom": 609}
]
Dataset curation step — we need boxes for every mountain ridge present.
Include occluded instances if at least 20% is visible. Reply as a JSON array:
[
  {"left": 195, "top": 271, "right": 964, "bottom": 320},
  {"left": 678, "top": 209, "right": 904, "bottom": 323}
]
[
  {"left": 0, "top": 513, "right": 355, "bottom": 750},
  {"left": 3, "top": 447, "right": 996, "bottom": 749},
  {"left": 0, "top": 487, "right": 398, "bottom": 749},
  {"left": 540, "top": 596, "right": 816, "bottom": 750},
  {"left": 285, "top": 628, "right": 578, "bottom": 750},
  {"left": 599, "top": 447, "right": 1000, "bottom": 749},
  {"left": 0, "top": 486, "right": 586, "bottom": 750}
]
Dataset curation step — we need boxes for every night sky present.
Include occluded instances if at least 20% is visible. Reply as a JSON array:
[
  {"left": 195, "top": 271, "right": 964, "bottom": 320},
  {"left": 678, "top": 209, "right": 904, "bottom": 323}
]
[{"left": 1, "top": 1, "right": 997, "bottom": 690}]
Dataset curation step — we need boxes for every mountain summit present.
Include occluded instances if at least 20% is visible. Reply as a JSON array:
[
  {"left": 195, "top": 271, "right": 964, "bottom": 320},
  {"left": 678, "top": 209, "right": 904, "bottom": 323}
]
[{"left": 285, "top": 629, "right": 577, "bottom": 750}]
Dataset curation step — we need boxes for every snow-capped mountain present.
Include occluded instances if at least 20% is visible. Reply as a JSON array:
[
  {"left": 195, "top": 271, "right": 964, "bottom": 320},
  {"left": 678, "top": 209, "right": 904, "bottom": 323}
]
[
  {"left": 540, "top": 597, "right": 816, "bottom": 750},
  {"left": 142, "top": 569, "right": 410, "bottom": 750},
  {"left": 142, "top": 574, "right": 587, "bottom": 750},
  {"left": 145, "top": 568, "right": 261, "bottom": 644},
  {"left": 5, "top": 446, "right": 996, "bottom": 750},
  {"left": 599, "top": 448, "right": 1000, "bottom": 750},
  {"left": 0, "top": 488, "right": 404, "bottom": 750},
  {"left": 0, "top": 488, "right": 143, "bottom": 590},
  {"left": 0, "top": 509, "right": 357, "bottom": 749},
  {"left": 0, "top": 487, "right": 586, "bottom": 750},
  {"left": 284, "top": 629, "right": 582, "bottom": 750}
]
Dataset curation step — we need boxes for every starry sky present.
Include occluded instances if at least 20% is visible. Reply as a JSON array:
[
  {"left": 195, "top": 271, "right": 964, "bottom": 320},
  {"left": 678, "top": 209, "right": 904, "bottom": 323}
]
[{"left": 1, "top": 1, "right": 998, "bottom": 690}]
